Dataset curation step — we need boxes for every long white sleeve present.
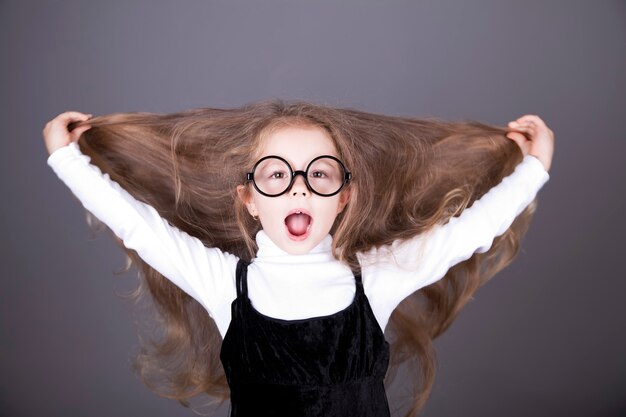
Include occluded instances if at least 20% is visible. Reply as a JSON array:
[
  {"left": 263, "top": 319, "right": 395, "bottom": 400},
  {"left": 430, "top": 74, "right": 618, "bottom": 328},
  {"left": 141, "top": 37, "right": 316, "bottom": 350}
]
[
  {"left": 47, "top": 142, "right": 239, "bottom": 326},
  {"left": 359, "top": 155, "right": 550, "bottom": 330}
]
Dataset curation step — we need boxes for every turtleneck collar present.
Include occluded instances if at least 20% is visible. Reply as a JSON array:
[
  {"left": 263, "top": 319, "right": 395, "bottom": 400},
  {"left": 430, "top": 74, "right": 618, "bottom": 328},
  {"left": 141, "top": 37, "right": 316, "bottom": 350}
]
[{"left": 255, "top": 230, "right": 334, "bottom": 259}]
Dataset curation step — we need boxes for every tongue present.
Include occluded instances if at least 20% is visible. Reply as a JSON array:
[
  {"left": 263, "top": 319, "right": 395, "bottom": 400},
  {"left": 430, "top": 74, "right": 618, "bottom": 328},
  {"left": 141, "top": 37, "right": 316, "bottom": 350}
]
[{"left": 285, "top": 213, "right": 310, "bottom": 236}]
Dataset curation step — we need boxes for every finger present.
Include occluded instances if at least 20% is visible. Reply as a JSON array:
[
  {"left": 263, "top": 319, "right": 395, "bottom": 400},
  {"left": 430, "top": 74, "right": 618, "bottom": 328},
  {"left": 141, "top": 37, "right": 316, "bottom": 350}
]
[
  {"left": 516, "top": 115, "right": 546, "bottom": 127},
  {"left": 506, "top": 131, "right": 528, "bottom": 142},
  {"left": 57, "top": 111, "right": 92, "bottom": 125},
  {"left": 68, "top": 122, "right": 92, "bottom": 140},
  {"left": 508, "top": 120, "right": 537, "bottom": 129},
  {"left": 508, "top": 120, "right": 536, "bottom": 127},
  {"left": 506, "top": 132, "right": 531, "bottom": 155},
  {"left": 61, "top": 110, "right": 91, "bottom": 118},
  {"left": 507, "top": 125, "right": 536, "bottom": 136}
]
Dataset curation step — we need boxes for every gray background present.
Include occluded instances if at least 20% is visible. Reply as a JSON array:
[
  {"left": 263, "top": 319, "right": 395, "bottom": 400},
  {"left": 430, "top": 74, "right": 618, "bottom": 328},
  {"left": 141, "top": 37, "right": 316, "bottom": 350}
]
[{"left": 1, "top": 1, "right": 625, "bottom": 416}]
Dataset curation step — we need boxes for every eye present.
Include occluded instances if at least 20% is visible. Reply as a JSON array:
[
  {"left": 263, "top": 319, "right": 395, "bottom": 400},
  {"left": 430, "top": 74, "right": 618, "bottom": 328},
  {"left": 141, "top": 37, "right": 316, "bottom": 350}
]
[
  {"left": 270, "top": 170, "right": 288, "bottom": 179},
  {"left": 310, "top": 170, "right": 328, "bottom": 179}
]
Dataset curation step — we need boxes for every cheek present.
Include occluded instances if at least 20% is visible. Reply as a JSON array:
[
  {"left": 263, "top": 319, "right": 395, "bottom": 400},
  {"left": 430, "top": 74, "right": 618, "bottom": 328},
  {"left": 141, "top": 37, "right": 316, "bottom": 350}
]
[
  {"left": 255, "top": 198, "right": 286, "bottom": 225},
  {"left": 316, "top": 200, "right": 342, "bottom": 225},
  {"left": 254, "top": 198, "right": 274, "bottom": 218}
]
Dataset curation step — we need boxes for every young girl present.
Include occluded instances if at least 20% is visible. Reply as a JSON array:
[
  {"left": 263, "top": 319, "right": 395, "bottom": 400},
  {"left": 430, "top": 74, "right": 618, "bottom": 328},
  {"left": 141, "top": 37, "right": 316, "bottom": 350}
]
[{"left": 43, "top": 101, "right": 553, "bottom": 417}]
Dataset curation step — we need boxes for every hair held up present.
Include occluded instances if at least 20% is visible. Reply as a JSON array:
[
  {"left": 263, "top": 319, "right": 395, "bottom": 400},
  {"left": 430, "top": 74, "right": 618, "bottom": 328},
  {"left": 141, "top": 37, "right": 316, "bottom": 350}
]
[{"left": 72, "top": 100, "right": 536, "bottom": 416}]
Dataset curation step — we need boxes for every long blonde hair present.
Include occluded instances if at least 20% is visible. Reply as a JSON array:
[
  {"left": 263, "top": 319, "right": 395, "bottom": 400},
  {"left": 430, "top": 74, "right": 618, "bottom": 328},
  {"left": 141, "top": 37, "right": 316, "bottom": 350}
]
[{"left": 72, "top": 100, "right": 537, "bottom": 416}]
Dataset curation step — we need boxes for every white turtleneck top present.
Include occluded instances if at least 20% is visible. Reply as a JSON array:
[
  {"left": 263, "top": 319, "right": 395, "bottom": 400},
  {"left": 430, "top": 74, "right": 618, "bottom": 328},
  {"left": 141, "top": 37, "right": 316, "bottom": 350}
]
[{"left": 47, "top": 142, "right": 549, "bottom": 337}]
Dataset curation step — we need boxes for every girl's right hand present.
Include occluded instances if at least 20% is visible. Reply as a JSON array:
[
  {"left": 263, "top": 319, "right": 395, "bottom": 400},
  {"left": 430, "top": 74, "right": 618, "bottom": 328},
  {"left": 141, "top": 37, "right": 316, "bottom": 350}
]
[
  {"left": 43, "top": 111, "right": 93, "bottom": 155},
  {"left": 505, "top": 115, "right": 555, "bottom": 172}
]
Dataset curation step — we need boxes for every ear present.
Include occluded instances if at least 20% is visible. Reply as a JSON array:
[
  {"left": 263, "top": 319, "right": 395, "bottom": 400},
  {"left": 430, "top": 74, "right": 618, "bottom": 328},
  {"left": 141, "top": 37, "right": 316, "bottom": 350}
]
[
  {"left": 237, "top": 185, "right": 258, "bottom": 217},
  {"left": 336, "top": 187, "right": 351, "bottom": 214}
]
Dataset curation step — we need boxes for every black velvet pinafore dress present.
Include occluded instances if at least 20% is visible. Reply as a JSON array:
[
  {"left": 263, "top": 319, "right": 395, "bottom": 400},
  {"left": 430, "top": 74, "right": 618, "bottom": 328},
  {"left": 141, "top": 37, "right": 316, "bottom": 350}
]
[{"left": 220, "top": 260, "right": 391, "bottom": 417}]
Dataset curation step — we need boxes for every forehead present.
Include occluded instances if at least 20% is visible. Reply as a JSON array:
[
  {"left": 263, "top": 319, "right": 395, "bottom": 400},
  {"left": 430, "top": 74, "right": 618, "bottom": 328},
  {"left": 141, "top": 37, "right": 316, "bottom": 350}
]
[{"left": 259, "top": 125, "right": 338, "bottom": 167}]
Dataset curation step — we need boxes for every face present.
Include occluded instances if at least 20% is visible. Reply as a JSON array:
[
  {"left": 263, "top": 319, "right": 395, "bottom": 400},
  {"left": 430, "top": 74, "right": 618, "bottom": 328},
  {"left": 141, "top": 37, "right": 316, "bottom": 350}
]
[{"left": 238, "top": 125, "right": 351, "bottom": 255}]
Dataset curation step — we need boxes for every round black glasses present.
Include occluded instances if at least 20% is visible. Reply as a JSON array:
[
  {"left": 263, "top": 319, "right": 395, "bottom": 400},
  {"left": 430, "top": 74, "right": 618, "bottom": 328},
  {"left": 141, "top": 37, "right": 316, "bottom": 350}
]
[{"left": 246, "top": 155, "right": 352, "bottom": 197}]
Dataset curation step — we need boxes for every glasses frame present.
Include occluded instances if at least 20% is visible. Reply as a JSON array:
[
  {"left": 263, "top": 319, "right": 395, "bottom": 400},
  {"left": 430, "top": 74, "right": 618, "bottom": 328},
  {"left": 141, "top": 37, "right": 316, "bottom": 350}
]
[{"left": 246, "top": 155, "right": 352, "bottom": 197}]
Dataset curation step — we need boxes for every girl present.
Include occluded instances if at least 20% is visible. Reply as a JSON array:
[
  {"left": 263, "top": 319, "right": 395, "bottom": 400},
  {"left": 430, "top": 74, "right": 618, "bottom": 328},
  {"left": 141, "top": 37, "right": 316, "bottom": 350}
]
[{"left": 43, "top": 101, "right": 553, "bottom": 417}]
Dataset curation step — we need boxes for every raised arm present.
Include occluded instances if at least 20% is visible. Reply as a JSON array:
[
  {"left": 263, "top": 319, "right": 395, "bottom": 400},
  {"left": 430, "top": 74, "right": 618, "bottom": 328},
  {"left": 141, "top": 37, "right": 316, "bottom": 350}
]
[
  {"left": 43, "top": 112, "right": 238, "bottom": 324},
  {"left": 360, "top": 115, "right": 554, "bottom": 329}
]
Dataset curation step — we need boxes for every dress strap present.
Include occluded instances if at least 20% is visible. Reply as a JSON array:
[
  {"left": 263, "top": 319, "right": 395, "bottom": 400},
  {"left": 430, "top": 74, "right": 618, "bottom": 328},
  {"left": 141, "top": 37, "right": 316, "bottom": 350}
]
[
  {"left": 351, "top": 264, "right": 364, "bottom": 295},
  {"left": 235, "top": 259, "right": 250, "bottom": 298}
]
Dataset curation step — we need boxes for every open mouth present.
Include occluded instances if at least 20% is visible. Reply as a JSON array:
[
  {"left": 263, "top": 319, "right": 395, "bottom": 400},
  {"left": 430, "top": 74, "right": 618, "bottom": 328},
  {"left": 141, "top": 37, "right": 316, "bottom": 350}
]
[{"left": 284, "top": 211, "right": 312, "bottom": 240}]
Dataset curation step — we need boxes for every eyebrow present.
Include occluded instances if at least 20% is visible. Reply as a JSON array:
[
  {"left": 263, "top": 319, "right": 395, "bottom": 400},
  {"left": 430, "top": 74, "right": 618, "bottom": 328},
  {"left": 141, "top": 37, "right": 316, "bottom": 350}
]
[{"left": 259, "top": 154, "right": 340, "bottom": 169}]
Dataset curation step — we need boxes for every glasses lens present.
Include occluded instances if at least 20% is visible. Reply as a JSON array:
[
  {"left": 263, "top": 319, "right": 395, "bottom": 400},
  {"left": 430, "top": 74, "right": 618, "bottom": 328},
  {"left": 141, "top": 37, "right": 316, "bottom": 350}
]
[
  {"left": 307, "top": 157, "right": 345, "bottom": 195},
  {"left": 253, "top": 157, "right": 292, "bottom": 195}
]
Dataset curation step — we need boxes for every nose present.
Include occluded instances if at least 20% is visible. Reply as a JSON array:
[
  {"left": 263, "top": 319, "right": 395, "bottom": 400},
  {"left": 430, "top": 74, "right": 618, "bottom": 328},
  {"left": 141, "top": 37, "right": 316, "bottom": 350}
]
[{"left": 290, "top": 172, "right": 308, "bottom": 196}]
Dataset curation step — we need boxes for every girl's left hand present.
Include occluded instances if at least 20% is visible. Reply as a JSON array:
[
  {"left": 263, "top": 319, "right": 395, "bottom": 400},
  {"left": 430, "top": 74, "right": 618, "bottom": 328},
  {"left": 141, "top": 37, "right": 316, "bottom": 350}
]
[{"left": 506, "top": 115, "right": 554, "bottom": 172}]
